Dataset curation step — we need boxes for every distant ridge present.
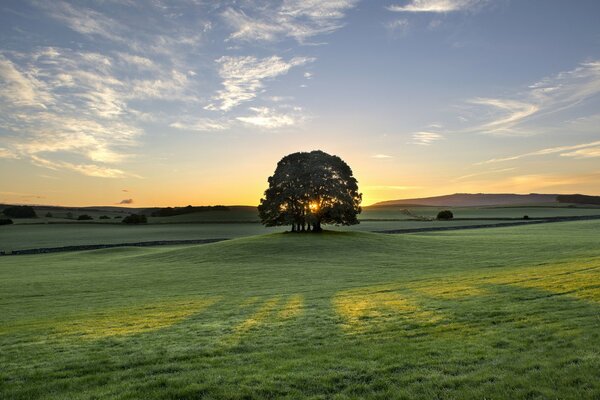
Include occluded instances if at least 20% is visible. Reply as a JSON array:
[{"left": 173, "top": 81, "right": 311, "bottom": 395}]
[{"left": 370, "top": 193, "right": 560, "bottom": 207}]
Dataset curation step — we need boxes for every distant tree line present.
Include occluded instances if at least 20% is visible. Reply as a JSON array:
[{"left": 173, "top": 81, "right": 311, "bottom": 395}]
[
  {"left": 557, "top": 194, "right": 600, "bottom": 205},
  {"left": 2, "top": 205, "right": 37, "bottom": 218},
  {"left": 150, "top": 205, "right": 229, "bottom": 217},
  {"left": 122, "top": 214, "right": 147, "bottom": 224}
]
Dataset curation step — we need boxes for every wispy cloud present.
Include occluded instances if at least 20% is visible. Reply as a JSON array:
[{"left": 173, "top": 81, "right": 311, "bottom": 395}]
[
  {"left": 560, "top": 146, "right": 600, "bottom": 159},
  {"left": 169, "top": 119, "right": 229, "bottom": 132},
  {"left": 223, "top": 0, "right": 358, "bottom": 44},
  {"left": 38, "top": 1, "right": 208, "bottom": 58},
  {"left": 372, "top": 154, "right": 393, "bottom": 159},
  {"left": 451, "top": 167, "right": 516, "bottom": 182},
  {"left": 385, "top": 18, "right": 410, "bottom": 35},
  {"left": 410, "top": 131, "right": 443, "bottom": 145},
  {"left": 468, "top": 98, "right": 538, "bottom": 134},
  {"left": 0, "top": 56, "right": 52, "bottom": 109},
  {"left": 205, "top": 56, "right": 313, "bottom": 111},
  {"left": 0, "top": 49, "right": 151, "bottom": 177},
  {"left": 0, "top": 148, "right": 18, "bottom": 159},
  {"left": 236, "top": 107, "right": 298, "bottom": 129},
  {"left": 387, "top": 0, "right": 485, "bottom": 13},
  {"left": 119, "top": 198, "right": 134, "bottom": 204},
  {"left": 462, "top": 60, "right": 600, "bottom": 135},
  {"left": 478, "top": 140, "right": 600, "bottom": 165}
]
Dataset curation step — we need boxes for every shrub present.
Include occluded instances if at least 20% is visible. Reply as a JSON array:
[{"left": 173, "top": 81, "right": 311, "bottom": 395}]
[
  {"left": 45, "top": 212, "right": 53, "bottom": 218},
  {"left": 437, "top": 210, "right": 454, "bottom": 220},
  {"left": 77, "top": 214, "right": 94, "bottom": 221},
  {"left": 114, "top": 216, "right": 122, "bottom": 219},
  {"left": 122, "top": 214, "right": 147, "bottom": 224},
  {"left": 2, "top": 205, "right": 37, "bottom": 218},
  {"left": 0, "top": 218, "right": 13, "bottom": 225},
  {"left": 99, "top": 215, "right": 110, "bottom": 219},
  {"left": 523, "top": 215, "right": 529, "bottom": 220}
]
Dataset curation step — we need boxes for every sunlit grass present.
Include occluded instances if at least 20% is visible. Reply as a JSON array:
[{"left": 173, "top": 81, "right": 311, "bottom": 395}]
[
  {"left": 333, "top": 288, "right": 442, "bottom": 333},
  {"left": 56, "top": 298, "right": 219, "bottom": 339}
]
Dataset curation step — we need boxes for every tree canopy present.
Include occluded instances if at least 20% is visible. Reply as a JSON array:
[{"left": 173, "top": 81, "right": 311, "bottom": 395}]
[{"left": 258, "top": 150, "right": 362, "bottom": 232}]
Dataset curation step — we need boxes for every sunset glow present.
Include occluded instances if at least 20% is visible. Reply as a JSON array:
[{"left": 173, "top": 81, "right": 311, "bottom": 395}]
[{"left": 1, "top": 1, "right": 599, "bottom": 207}]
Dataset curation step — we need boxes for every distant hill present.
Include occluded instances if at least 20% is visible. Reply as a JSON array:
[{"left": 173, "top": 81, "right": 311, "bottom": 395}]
[
  {"left": 556, "top": 194, "right": 600, "bottom": 205},
  {"left": 370, "top": 193, "right": 561, "bottom": 207}
]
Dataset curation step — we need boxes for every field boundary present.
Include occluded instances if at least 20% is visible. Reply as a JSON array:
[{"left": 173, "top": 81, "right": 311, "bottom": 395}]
[{"left": 0, "top": 238, "right": 229, "bottom": 256}]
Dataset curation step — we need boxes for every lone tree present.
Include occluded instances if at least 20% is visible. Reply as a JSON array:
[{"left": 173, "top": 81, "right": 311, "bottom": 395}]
[
  {"left": 437, "top": 210, "right": 454, "bottom": 220},
  {"left": 258, "top": 150, "right": 362, "bottom": 232}
]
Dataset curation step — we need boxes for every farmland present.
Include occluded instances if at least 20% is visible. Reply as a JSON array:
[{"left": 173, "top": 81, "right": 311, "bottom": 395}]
[
  {"left": 2, "top": 204, "right": 599, "bottom": 253},
  {"left": 1, "top": 220, "right": 599, "bottom": 399}
]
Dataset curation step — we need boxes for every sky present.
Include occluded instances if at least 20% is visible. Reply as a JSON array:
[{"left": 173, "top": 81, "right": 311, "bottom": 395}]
[{"left": 1, "top": 0, "right": 599, "bottom": 207}]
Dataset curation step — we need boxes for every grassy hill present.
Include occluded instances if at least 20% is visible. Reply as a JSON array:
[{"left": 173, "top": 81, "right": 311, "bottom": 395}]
[{"left": 1, "top": 221, "right": 599, "bottom": 399}]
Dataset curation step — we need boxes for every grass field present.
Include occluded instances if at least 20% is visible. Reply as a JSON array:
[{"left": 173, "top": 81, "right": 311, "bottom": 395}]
[
  {"left": 0, "top": 219, "right": 544, "bottom": 252},
  {"left": 1, "top": 220, "right": 599, "bottom": 399},
  {"left": 4, "top": 204, "right": 600, "bottom": 252}
]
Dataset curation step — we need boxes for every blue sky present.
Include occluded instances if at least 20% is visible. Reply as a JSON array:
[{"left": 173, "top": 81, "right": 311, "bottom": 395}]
[{"left": 1, "top": 0, "right": 599, "bottom": 206}]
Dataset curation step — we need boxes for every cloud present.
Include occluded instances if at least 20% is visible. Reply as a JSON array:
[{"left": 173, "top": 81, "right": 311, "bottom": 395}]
[
  {"left": 468, "top": 98, "right": 539, "bottom": 134},
  {"left": 38, "top": 2, "right": 207, "bottom": 58},
  {"left": 223, "top": 0, "right": 358, "bottom": 44},
  {"left": 236, "top": 107, "right": 298, "bottom": 128},
  {"left": 478, "top": 140, "right": 600, "bottom": 164},
  {"left": 43, "top": 1, "right": 125, "bottom": 44},
  {"left": 119, "top": 198, "right": 134, "bottom": 204},
  {"left": 169, "top": 119, "right": 229, "bottom": 132},
  {"left": 462, "top": 60, "right": 600, "bottom": 135},
  {"left": 410, "top": 131, "right": 443, "bottom": 145},
  {"left": 0, "top": 148, "right": 18, "bottom": 159},
  {"left": 387, "top": 0, "right": 484, "bottom": 13},
  {"left": 117, "top": 52, "right": 155, "bottom": 70},
  {"left": 372, "top": 154, "right": 393, "bottom": 159},
  {"left": 0, "top": 56, "right": 53, "bottom": 108},
  {"left": 451, "top": 167, "right": 516, "bottom": 182},
  {"left": 0, "top": 50, "right": 145, "bottom": 177},
  {"left": 385, "top": 19, "right": 410, "bottom": 35},
  {"left": 205, "top": 55, "right": 314, "bottom": 111},
  {"left": 560, "top": 146, "right": 600, "bottom": 159}
]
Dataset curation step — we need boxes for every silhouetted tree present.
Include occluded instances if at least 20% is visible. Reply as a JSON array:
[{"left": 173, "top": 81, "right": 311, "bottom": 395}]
[
  {"left": 122, "top": 214, "right": 147, "bottom": 224},
  {"left": 77, "top": 214, "right": 93, "bottom": 220},
  {"left": 258, "top": 150, "right": 362, "bottom": 232},
  {"left": 0, "top": 218, "right": 13, "bottom": 225},
  {"left": 437, "top": 210, "right": 454, "bottom": 220}
]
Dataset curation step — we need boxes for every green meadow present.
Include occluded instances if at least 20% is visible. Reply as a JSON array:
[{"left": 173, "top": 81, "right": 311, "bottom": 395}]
[
  {"left": 3, "top": 204, "right": 599, "bottom": 252},
  {"left": 1, "top": 220, "right": 599, "bottom": 399}
]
